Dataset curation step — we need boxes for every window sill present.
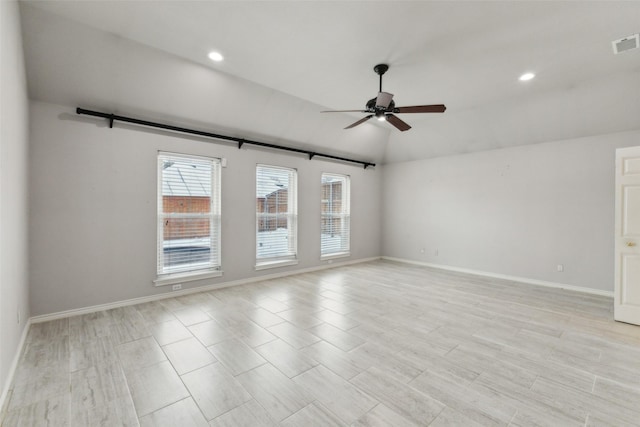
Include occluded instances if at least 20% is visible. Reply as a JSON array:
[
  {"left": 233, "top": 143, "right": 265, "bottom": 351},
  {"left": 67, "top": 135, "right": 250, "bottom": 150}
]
[
  {"left": 255, "top": 259, "right": 299, "bottom": 271},
  {"left": 154, "top": 270, "right": 223, "bottom": 287},
  {"left": 321, "top": 252, "right": 351, "bottom": 261}
]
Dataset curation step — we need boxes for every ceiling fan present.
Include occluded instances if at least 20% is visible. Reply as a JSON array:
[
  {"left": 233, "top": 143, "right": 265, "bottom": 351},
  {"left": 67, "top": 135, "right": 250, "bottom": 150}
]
[{"left": 321, "top": 64, "right": 446, "bottom": 132}]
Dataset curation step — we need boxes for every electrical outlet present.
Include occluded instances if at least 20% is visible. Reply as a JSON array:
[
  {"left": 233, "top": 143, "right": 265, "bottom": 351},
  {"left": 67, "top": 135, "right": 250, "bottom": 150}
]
[
  {"left": 172, "top": 284, "right": 182, "bottom": 291},
  {"left": 557, "top": 264, "right": 564, "bottom": 272}
]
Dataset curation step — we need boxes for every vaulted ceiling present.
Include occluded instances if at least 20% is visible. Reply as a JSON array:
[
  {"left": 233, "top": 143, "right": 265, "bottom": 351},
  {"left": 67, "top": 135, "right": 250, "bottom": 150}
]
[{"left": 19, "top": 1, "right": 640, "bottom": 164}]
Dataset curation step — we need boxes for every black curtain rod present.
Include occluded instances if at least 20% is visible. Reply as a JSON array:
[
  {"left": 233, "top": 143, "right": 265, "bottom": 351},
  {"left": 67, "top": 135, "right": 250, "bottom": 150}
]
[{"left": 76, "top": 108, "right": 375, "bottom": 169}]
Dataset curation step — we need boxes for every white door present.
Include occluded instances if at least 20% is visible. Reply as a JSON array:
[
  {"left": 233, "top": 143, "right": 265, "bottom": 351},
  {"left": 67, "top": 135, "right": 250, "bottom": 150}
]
[{"left": 615, "top": 146, "right": 640, "bottom": 325}]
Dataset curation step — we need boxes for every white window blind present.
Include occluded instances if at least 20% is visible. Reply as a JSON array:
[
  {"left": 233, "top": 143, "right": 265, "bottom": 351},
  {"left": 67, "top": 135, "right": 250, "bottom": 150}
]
[
  {"left": 256, "top": 165, "right": 297, "bottom": 263},
  {"left": 157, "top": 152, "right": 221, "bottom": 276},
  {"left": 321, "top": 173, "right": 350, "bottom": 256}
]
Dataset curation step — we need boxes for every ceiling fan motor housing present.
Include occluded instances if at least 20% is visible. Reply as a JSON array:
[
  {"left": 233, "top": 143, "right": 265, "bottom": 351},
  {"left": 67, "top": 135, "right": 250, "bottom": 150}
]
[{"left": 367, "top": 97, "right": 395, "bottom": 113}]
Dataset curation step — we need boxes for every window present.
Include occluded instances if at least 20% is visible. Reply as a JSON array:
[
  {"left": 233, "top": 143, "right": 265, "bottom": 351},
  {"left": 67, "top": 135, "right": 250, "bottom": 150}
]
[
  {"left": 321, "top": 173, "right": 350, "bottom": 258},
  {"left": 256, "top": 165, "right": 298, "bottom": 268},
  {"left": 157, "top": 152, "right": 221, "bottom": 282}
]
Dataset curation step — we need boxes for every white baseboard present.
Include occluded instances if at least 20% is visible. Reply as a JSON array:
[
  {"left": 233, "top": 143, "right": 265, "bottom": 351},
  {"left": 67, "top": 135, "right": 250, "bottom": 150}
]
[
  {"left": 382, "top": 256, "right": 614, "bottom": 298},
  {"left": 30, "top": 256, "right": 381, "bottom": 324},
  {"left": 0, "top": 318, "right": 31, "bottom": 418}
]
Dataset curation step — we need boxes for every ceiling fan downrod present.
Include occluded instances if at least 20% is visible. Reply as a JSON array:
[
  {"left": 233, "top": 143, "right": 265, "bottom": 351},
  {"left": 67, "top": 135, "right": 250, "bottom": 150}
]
[{"left": 374, "top": 63, "right": 389, "bottom": 93}]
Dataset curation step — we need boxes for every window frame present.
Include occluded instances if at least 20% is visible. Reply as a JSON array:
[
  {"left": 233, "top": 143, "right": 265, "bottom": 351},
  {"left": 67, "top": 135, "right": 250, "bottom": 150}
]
[
  {"left": 255, "top": 164, "right": 298, "bottom": 270},
  {"left": 320, "top": 173, "right": 351, "bottom": 260},
  {"left": 154, "top": 152, "right": 222, "bottom": 286}
]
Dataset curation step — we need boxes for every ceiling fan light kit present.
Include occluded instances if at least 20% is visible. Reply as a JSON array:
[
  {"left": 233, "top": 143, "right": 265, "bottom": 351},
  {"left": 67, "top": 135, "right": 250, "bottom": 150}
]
[{"left": 322, "top": 63, "right": 446, "bottom": 132}]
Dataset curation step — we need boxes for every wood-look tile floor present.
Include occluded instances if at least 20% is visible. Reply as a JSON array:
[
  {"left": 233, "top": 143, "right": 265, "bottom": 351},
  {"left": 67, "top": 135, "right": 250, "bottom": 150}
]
[{"left": 3, "top": 260, "right": 640, "bottom": 426}]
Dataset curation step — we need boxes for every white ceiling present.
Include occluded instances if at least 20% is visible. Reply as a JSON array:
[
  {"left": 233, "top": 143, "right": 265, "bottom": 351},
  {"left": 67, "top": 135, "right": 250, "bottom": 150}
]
[{"left": 19, "top": 1, "right": 640, "bottom": 164}]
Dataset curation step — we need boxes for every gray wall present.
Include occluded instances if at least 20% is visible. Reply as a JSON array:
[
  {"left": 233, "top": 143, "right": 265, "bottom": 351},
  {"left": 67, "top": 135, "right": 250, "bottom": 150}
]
[
  {"left": 0, "top": 0, "right": 30, "bottom": 404},
  {"left": 29, "top": 101, "right": 382, "bottom": 316},
  {"left": 382, "top": 130, "right": 640, "bottom": 293}
]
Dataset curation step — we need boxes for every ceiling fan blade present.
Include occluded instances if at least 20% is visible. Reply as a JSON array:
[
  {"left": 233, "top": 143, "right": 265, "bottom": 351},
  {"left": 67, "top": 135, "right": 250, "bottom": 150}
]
[
  {"left": 395, "top": 104, "right": 446, "bottom": 114},
  {"left": 345, "top": 115, "right": 373, "bottom": 129},
  {"left": 386, "top": 114, "right": 412, "bottom": 132},
  {"left": 321, "top": 109, "right": 368, "bottom": 113},
  {"left": 376, "top": 92, "right": 394, "bottom": 109}
]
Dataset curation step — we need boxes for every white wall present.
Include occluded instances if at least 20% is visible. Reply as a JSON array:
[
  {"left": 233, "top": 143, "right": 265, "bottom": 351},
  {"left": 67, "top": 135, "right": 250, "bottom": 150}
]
[
  {"left": 382, "top": 130, "right": 640, "bottom": 293},
  {"left": 0, "top": 0, "right": 30, "bottom": 409},
  {"left": 29, "top": 100, "right": 382, "bottom": 316}
]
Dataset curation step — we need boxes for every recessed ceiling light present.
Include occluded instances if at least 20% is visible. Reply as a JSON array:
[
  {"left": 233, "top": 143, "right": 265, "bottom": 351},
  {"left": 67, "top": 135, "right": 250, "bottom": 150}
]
[
  {"left": 519, "top": 72, "right": 535, "bottom": 81},
  {"left": 208, "top": 51, "right": 224, "bottom": 62}
]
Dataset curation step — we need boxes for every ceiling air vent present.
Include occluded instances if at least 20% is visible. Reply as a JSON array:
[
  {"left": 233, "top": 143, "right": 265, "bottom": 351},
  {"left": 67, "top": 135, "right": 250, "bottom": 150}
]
[{"left": 612, "top": 34, "right": 639, "bottom": 54}]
